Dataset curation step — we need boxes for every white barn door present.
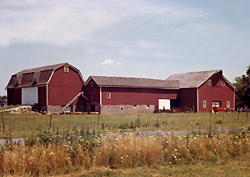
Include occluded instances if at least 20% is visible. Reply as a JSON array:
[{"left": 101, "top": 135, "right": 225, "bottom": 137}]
[
  {"left": 158, "top": 99, "right": 170, "bottom": 110},
  {"left": 22, "top": 87, "right": 38, "bottom": 105}
]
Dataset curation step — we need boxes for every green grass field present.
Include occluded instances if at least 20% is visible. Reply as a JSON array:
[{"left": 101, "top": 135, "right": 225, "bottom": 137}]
[{"left": 0, "top": 111, "right": 249, "bottom": 138}]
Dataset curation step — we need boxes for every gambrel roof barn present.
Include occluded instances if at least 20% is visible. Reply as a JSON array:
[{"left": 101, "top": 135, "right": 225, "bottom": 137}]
[{"left": 6, "top": 63, "right": 85, "bottom": 113}]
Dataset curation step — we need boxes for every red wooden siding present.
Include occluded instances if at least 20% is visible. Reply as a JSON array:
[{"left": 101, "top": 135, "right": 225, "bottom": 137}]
[
  {"left": 7, "top": 88, "right": 21, "bottom": 105},
  {"left": 84, "top": 79, "right": 100, "bottom": 105},
  {"left": 48, "top": 66, "right": 84, "bottom": 105},
  {"left": 38, "top": 86, "right": 46, "bottom": 105},
  {"left": 101, "top": 87, "right": 178, "bottom": 109},
  {"left": 178, "top": 88, "right": 197, "bottom": 112},
  {"left": 198, "top": 73, "right": 234, "bottom": 112}
]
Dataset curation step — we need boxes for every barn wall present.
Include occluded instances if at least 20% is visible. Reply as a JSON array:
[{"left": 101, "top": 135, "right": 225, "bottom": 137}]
[
  {"left": 101, "top": 105, "right": 155, "bottom": 114},
  {"left": 178, "top": 88, "right": 197, "bottom": 112},
  {"left": 102, "top": 87, "right": 177, "bottom": 106},
  {"left": 48, "top": 66, "right": 84, "bottom": 106},
  {"left": 198, "top": 73, "right": 235, "bottom": 112},
  {"left": 84, "top": 79, "right": 100, "bottom": 110},
  {"left": 38, "top": 86, "right": 46, "bottom": 105},
  {"left": 7, "top": 88, "right": 21, "bottom": 105}
]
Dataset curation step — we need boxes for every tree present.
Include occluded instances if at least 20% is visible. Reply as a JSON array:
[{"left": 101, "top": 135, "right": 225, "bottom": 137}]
[
  {"left": 0, "top": 95, "right": 7, "bottom": 107},
  {"left": 234, "top": 65, "right": 250, "bottom": 109}
]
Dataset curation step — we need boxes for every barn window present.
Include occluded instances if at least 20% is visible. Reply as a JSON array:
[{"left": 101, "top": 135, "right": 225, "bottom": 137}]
[
  {"left": 107, "top": 105, "right": 110, "bottom": 110},
  {"left": 120, "top": 105, "right": 123, "bottom": 110},
  {"left": 203, "top": 100, "right": 207, "bottom": 108},
  {"left": 64, "top": 65, "right": 69, "bottom": 72},
  {"left": 14, "top": 78, "right": 19, "bottom": 87},
  {"left": 222, "top": 80, "right": 225, "bottom": 86},
  {"left": 91, "top": 93, "right": 93, "bottom": 99},
  {"left": 107, "top": 93, "right": 111, "bottom": 99},
  {"left": 91, "top": 81, "right": 94, "bottom": 87},
  {"left": 133, "top": 105, "right": 138, "bottom": 108},
  {"left": 146, "top": 105, "right": 150, "bottom": 109},
  {"left": 32, "top": 75, "right": 37, "bottom": 85},
  {"left": 208, "top": 79, "right": 212, "bottom": 86},
  {"left": 227, "top": 101, "right": 230, "bottom": 108}
]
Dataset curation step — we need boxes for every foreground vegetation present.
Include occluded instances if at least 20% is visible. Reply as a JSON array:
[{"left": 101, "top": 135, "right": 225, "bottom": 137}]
[
  {"left": 0, "top": 112, "right": 250, "bottom": 176},
  {"left": 0, "top": 112, "right": 249, "bottom": 138},
  {"left": 1, "top": 126, "right": 250, "bottom": 176}
]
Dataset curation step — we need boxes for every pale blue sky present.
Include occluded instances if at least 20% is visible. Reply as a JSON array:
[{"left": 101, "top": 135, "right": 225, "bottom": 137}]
[{"left": 1, "top": 0, "right": 250, "bottom": 95}]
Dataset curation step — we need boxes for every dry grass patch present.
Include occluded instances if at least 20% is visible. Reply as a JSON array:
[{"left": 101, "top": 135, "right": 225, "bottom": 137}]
[{"left": 1, "top": 126, "right": 250, "bottom": 176}]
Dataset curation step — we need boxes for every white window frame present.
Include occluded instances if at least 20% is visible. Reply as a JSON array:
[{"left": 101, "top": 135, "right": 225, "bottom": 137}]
[
  {"left": 64, "top": 65, "right": 69, "bottom": 72},
  {"left": 208, "top": 79, "right": 212, "bottom": 86},
  {"left": 227, "top": 101, "right": 230, "bottom": 108},
  {"left": 203, "top": 100, "right": 207, "bottom": 108},
  {"left": 120, "top": 105, "right": 123, "bottom": 110},
  {"left": 107, "top": 92, "right": 111, "bottom": 99},
  {"left": 133, "top": 105, "right": 138, "bottom": 108},
  {"left": 146, "top": 105, "right": 150, "bottom": 109},
  {"left": 222, "top": 80, "right": 225, "bottom": 86}
]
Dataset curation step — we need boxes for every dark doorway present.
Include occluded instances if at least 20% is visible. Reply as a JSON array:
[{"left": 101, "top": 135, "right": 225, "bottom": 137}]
[
  {"left": 91, "top": 105, "right": 95, "bottom": 112},
  {"left": 170, "top": 99, "right": 179, "bottom": 109}
]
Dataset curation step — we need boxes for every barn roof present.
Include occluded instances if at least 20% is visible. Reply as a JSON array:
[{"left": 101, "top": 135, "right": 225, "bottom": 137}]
[
  {"left": 6, "top": 63, "right": 84, "bottom": 89},
  {"left": 86, "top": 76, "right": 180, "bottom": 89},
  {"left": 166, "top": 69, "right": 235, "bottom": 89}
]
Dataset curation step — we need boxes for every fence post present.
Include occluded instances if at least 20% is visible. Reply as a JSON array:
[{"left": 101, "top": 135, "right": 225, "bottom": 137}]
[
  {"left": 210, "top": 110, "right": 212, "bottom": 134},
  {"left": 210, "top": 111, "right": 212, "bottom": 124},
  {"left": 50, "top": 114, "right": 52, "bottom": 128},
  {"left": 2, "top": 112, "right": 5, "bottom": 134},
  {"left": 98, "top": 104, "right": 100, "bottom": 128},
  {"left": 98, "top": 113, "right": 100, "bottom": 128}
]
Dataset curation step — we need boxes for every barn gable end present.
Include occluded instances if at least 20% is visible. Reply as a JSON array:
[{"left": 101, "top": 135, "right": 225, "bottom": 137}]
[
  {"left": 167, "top": 70, "right": 235, "bottom": 112},
  {"left": 6, "top": 63, "right": 85, "bottom": 113}
]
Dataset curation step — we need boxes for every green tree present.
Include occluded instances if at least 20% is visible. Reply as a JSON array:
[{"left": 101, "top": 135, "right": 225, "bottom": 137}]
[
  {"left": 234, "top": 65, "right": 250, "bottom": 109},
  {"left": 0, "top": 95, "right": 7, "bottom": 107}
]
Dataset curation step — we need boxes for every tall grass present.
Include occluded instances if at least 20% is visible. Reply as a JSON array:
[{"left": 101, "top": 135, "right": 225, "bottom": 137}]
[{"left": 1, "top": 126, "right": 250, "bottom": 176}]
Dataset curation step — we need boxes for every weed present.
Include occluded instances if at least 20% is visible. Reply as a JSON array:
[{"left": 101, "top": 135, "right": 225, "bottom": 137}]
[
  {"left": 215, "top": 119, "right": 222, "bottom": 124},
  {"left": 155, "top": 120, "right": 160, "bottom": 128}
]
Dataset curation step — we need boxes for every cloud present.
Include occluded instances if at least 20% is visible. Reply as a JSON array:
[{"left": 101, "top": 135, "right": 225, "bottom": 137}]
[
  {"left": 0, "top": 0, "right": 207, "bottom": 46},
  {"left": 97, "top": 59, "right": 121, "bottom": 66}
]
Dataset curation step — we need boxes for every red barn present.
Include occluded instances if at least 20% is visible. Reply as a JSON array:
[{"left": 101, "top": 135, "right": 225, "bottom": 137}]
[
  {"left": 84, "top": 76, "right": 179, "bottom": 114},
  {"left": 166, "top": 70, "right": 235, "bottom": 112},
  {"left": 6, "top": 63, "right": 85, "bottom": 113},
  {"left": 6, "top": 63, "right": 235, "bottom": 114}
]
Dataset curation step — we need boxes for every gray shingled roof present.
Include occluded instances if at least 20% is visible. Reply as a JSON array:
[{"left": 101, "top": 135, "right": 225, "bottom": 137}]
[
  {"left": 166, "top": 70, "right": 223, "bottom": 88},
  {"left": 6, "top": 63, "right": 83, "bottom": 89},
  {"left": 87, "top": 76, "right": 179, "bottom": 89}
]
